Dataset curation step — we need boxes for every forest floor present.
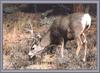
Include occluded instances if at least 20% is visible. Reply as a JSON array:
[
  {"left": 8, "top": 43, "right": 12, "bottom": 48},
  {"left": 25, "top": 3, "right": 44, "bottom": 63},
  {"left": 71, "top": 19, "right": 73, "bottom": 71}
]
[{"left": 3, "top": 11, "right": 97, "bottom": 70}]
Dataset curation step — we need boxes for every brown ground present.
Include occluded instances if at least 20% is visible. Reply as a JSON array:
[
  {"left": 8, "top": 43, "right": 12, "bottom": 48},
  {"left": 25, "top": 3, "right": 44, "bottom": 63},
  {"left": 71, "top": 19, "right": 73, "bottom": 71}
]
[{"left": 3, "top": 11, "right": 97, "bottom": 70}]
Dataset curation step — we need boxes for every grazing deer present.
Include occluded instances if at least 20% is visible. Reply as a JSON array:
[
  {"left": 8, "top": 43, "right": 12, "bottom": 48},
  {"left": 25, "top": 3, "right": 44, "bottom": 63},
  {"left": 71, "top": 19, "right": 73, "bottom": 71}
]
[{"left": 28, "top": 12, "right": 91, "bottom": 62}]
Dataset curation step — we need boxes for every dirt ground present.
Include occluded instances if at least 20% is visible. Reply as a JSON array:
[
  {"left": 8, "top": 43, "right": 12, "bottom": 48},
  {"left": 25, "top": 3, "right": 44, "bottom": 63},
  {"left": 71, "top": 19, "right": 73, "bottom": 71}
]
[{"left": 3, "top": 10, "right": 97, "bottom": 70}]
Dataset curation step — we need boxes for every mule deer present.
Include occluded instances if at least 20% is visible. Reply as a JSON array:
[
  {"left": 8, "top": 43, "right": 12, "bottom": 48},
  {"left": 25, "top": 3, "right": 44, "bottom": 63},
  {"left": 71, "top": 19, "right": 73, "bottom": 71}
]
[{"left": 28, "top": 13, "right": 91, "bottom": 62}]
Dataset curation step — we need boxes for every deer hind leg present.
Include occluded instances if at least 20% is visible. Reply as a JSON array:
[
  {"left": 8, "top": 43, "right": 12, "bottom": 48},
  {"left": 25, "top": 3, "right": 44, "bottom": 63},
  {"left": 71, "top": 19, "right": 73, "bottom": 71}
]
[
  {"left": 82, "top": 33, "right": 87, "bottom": 43},
  {"left": 79, "top": 34, "right": 84, "bottom": 45},
  {"left": 76, "top": 30, "right": 86, "bottom": 56},
  {"left": 82, "top": 33, "right": 87, "bottom": 62},
  {"left": 76, "top": 35, "right": 83, "bottom": 56}
]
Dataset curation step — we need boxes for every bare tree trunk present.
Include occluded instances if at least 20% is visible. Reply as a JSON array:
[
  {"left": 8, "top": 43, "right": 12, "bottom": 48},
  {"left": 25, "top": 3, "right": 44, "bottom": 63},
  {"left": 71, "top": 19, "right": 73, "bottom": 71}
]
[{"left": 73, "top": 4, "right": 84, "bottom": 13}]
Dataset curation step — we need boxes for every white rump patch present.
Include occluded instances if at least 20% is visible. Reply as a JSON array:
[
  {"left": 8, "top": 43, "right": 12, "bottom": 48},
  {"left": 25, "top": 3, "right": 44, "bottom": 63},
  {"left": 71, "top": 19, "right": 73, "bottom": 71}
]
[{"left": 81, "top": 13, "right": 91, "bottom": 30}]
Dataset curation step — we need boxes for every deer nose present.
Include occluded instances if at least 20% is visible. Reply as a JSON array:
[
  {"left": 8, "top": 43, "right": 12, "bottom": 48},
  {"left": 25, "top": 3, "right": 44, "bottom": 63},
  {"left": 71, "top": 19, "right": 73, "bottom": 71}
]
[
  {"left": 28, "top": 55, "right": 32, "bottom": 60},
  {"left": 28, "top": 51, "right": 34, "bottom": 59}
]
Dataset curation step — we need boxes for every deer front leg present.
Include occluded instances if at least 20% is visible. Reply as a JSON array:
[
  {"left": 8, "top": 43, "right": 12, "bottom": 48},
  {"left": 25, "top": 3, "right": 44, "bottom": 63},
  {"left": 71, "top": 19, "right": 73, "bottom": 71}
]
[{"left": 61, "top": 38, "right": 64, "bottom": 58}]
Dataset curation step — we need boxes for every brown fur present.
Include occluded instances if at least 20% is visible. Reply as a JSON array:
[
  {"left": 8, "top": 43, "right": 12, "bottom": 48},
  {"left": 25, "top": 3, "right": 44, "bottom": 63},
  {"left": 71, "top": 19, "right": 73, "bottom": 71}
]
[{"left": 30, "top": 13, "right": 89, "bottom": 61}]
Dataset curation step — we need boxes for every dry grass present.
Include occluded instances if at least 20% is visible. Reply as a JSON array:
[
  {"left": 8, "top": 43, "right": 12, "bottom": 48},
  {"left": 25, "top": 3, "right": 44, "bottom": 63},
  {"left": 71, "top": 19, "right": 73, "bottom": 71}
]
[{"left": 3, "top": 11, "right": 97, "bottom": 70}]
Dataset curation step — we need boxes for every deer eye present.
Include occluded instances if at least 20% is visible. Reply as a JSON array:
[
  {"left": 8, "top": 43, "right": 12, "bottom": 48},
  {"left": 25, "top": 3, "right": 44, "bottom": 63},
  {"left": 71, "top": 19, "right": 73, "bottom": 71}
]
[{"left": 31, "top": 47, "right": 35, "bottom": 50}]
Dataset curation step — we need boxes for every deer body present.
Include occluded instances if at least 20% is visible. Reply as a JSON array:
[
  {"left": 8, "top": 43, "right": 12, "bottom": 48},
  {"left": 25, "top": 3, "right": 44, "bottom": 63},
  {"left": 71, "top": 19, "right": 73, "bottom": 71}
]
[{"left": 28, "top": 13, "right": 91, "bottom": 62}]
